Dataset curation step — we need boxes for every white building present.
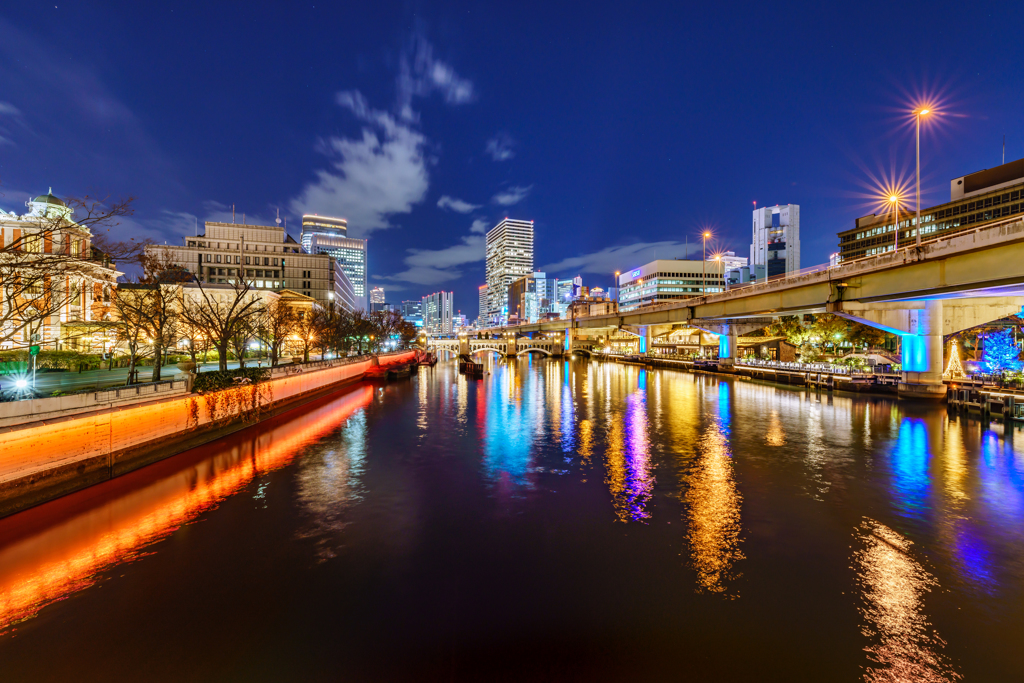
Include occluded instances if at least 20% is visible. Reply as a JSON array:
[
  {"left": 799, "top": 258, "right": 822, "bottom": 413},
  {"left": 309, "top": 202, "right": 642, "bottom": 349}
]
[
  {"left": 145, "top": 220, "right": 356, "bottom": 312},
  {"left": 300, "top": 215, "right": 368, "bottom": 310},
  {"left": 485, "top": 218, "right": 534, "bottom": 322},
  {"left": 751, "top": 204, "right": 800, "bottom": 277},
  {"left": 422, "top": 290, "right": 454, "bottom": 335},
  {"left": 477, "top": 284, "right": 488, "bottom": 327},
  {"left": 617, "top": 259, "right": 727, "bottom": 312}
]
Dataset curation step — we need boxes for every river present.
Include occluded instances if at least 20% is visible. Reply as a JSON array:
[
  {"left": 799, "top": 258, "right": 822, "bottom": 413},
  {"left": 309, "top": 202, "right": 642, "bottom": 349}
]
[{"left": 1, "top": 357, "right": 1021, "bottom": 681}]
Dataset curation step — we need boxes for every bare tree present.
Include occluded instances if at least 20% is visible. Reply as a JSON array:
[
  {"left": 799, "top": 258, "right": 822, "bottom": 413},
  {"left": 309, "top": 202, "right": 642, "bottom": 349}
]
[
  {"left": 292, "top": 305, "right": 319, "bottom": 363},
  {"left": 255, "top": 300, "right": 297, "bottom": 367},
  {"left": 178, "top": 279, "right": 264, "bottom": 372},
  {"left": 0, "top": 194, "right": 142, "bottom": 348}
]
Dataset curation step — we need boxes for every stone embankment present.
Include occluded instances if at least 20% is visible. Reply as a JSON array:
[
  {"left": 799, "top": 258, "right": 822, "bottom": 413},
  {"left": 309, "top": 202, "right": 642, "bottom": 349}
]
[{"left": 0, "top": 351, "right": 417, "bottom": 518}]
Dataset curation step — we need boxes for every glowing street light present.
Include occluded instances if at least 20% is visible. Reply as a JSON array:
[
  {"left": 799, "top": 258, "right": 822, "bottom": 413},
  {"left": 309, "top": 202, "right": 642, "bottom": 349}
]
[
  {"left": 889, "top": 194, "right": 902, "bottom": 251},
  {"left": 914, "top": 106, "right": 932, "bottom": 247},
  {"left": 702, "top": 230, "right": 712, "bottom": 294}
]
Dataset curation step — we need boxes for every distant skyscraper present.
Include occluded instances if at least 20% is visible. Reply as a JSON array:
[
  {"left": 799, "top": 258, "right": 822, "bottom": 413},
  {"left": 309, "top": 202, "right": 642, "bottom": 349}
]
[
  {"left": 422, "top": 291, "right": 454, "bottom": 335},
  {"left": 301, "top": 215, "right": 368, "bottom": 309},
  {"left": 750, "top": 204, "right": 800, "bottom": 277},
  {"left": 485, "top": 218, "right": 534, "bottom": 322},
  {"left": 401, "top": 299, "right": 423, "bottom": 327},
  {"left": 370, "top": 286, "right": 385, "bottom": 312},
  {"left": 477, "top": 284, "right": 488, "bottom": 327}
]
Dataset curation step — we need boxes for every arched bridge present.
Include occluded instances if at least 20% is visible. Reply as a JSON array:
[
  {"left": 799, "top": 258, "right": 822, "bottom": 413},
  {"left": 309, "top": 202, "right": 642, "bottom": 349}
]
[{"left": 427, "top": 336, "right": 598, "bottom": 358}]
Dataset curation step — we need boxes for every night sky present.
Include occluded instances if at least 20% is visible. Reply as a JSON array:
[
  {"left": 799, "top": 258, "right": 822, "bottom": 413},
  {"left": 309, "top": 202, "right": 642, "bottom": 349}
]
[{"left": 1, "top": 1, "right": 1023, "bottom": 314}]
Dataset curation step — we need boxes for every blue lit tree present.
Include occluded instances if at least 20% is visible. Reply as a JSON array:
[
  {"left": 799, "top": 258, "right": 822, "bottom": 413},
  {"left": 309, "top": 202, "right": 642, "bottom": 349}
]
[{"left": 982, "top": 329, "right": 1023, "bottom": 374}]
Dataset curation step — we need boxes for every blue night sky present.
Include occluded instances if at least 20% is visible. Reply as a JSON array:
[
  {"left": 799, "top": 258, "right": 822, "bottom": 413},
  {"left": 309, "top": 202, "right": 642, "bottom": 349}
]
[{"left": 1, "top": 1, "right": 1023, "bottom": 314}]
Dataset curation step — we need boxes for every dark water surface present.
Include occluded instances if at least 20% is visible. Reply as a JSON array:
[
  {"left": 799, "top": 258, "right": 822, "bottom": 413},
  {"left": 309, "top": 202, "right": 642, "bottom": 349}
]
[{"left": 1, "top": 358, "right": 1022, "bottom": 681}]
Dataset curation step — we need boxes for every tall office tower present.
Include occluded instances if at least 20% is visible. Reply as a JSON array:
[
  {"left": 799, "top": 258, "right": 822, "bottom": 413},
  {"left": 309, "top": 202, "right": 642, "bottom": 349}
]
[
  {"left": 370, "top": 286, "right": 385, "bottom": 312},
  {"left": 300, "top": 215, "right": 368, "bottom": 309},
  {"left": 477, "top": 284, "right": 489, "bottom": 327},
  {"left": 750, "top": 204, "right": 800, "bottom": 277},
  {"left": 485, "top": 218, "right": 534, "bottom": 322},
  {"left": 422, "top": 291, "right": 454, "bottom": 335},
  {"left": 401, "top": 300, "right": 423, "bottom": 327}
]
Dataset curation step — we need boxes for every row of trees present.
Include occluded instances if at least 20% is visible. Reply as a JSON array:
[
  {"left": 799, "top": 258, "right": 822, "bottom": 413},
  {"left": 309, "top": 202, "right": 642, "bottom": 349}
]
[
  {"left": 752, "top": 314, "right": 891, "bottom": 356},
  {"left": 114, "top": 257, "right": 418, "bottom": 383}
]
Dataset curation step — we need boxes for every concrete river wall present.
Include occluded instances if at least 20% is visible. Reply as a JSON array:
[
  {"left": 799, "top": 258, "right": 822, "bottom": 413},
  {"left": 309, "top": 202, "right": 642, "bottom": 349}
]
[{"left": 0, "top": 351, "right": 417, "bottom": 519}]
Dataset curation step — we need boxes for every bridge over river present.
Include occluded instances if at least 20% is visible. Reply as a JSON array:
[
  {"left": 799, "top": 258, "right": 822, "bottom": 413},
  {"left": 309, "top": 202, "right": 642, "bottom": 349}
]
[{"left": 436, "top": 215, "right": 1024, "bottom": 400}]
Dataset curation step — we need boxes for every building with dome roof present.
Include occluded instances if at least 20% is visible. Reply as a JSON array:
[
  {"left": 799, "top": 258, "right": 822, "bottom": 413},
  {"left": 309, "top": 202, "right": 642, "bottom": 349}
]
[{"left": 0, "top": 189, "right": 121, "bottom": 351}]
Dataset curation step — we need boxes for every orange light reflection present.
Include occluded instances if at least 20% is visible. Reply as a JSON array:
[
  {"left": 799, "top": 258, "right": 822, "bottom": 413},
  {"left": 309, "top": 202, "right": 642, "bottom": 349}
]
[{"left": 0, "top": 385, "right": 373, "bottom": 633}]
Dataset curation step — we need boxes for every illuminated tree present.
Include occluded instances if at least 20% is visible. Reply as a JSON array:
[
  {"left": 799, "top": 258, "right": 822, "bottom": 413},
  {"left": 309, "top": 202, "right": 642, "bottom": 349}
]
[
  {"left": 943, "top": 339, "right": 966, "bottom": 379},
  {"left": 982, "top": 329, "right": 1022, "bottom": 374}
]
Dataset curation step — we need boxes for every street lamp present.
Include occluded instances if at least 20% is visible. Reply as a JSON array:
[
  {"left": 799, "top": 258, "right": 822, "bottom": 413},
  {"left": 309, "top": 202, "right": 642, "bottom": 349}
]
[
  {"left": 702, "top": 230, "right": 711, "bottom": 294},
  {"left": 889, "top": 195, "right": 901, "bottom": 251},
  {"left": 914, "top": 107, "right": 931, "bottom": 247}
]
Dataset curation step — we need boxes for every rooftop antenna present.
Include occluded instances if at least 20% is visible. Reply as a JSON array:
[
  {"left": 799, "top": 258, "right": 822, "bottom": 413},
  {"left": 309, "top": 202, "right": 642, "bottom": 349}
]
[
  {"left": 1003, "top": 135, "right": 1006, "bottom": 165},
  {"left": 194, "top": 216, "right": 198, "bottom": 236},
  {"left": 232, "top": 204, "right": 235, "bottom": 223},
  {"left": 243, "top": 213, "right": 246, "bottom": 225},
  {"left": 276, "top": 207, "right": 282, "bottom": 226}
]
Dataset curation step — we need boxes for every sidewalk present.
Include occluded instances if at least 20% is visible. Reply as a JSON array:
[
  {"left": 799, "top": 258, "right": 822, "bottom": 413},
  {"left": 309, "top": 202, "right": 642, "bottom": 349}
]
[{"left": 8, "top": 360, "right": 256, "bottom": 394}]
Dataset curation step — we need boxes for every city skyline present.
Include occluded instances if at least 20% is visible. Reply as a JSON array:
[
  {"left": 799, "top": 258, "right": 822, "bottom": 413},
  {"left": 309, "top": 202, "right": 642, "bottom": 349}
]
[{"left": 1, "top": 3, "right": 1023, "bottom": 315}]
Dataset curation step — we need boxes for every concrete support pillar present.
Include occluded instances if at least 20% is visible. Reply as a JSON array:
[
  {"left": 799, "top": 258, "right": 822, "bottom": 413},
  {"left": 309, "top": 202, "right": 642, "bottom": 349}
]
[
  {"left": 640, "top": 326, "right": 652, "bottom": 355},
  {"left": 564, "top": 327, "right": 574, "bottom": 355},
  {"left": 899, "top": 300, "right": 946, "bottom": 401},
  {"left": 506, "top": 335, "right": 518, "bottom": 358},
  {"left": 458, "top": 335, "right": 470, "bottom": 356},
  {"left": 717, "top": 328, "right": 738, "bottom": 368}
]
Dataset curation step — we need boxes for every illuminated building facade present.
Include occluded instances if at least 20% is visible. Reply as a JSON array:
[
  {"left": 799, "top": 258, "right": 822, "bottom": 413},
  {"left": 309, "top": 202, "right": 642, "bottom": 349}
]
[
  {"left": 300, "top": 215, "right": 368, "bottom": 310},
  {"left": 485, "top": 218, "right": 534, "bottom": 322},
  {"left": 617, "top": 259, "right": 726, "bottom": 312},
  {"left": 751, "top": 204, "right": 800, "bottom": 277},
  {"left": 422, "top": 290, "right": 454, "bottom": 335},
  {"left": 838, "top": 157, "right": 1024, "bottom": 262}
]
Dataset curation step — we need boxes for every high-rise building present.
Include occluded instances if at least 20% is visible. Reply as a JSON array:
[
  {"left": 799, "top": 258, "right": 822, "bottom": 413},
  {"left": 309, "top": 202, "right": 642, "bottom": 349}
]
[
  {"left": 300, "top": 215, "right": 368, "bottom": 309},
  {"left": 485, "top": 218, "right": 534, "bottom": 323},
  {"left": 422, "top": 291, "right": 454, "bottom": 335},
  {"left": 401, "top": 300, "right": 423, "bottom": 327},
  {"left": 370, "top": 286, "right": 386, "bottom": 312},
  {"left": 750, "top": 204, "right": 800, "bottom": 277},
  {"left": 507, "top": 272, "right": 551, "bottom": 324},
  {"left": 477, "top": 284, "right": 489, "bottom": 328}
]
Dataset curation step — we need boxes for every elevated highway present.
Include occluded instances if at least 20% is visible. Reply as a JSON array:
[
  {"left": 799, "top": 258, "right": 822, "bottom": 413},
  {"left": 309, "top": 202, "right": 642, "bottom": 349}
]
[{"left": 468, "top": 216, "right": 1024, "bottom": 400}]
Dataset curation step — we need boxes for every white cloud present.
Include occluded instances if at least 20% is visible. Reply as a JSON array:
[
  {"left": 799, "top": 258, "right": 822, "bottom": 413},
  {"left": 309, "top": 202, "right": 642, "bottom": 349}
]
[
  {"left": 437, "top": 195, "right": 480, "bottom": 213},
  {"left": 492, "top": 185, "right": 532, "bottom": 206},
  {"left": 485, "top": 132, "right": 515, "bottom": 161},
  {"left": 397, "top": 35, "right": 474, "bottom": 119},
  {"left": 469, "top": 218, "right": 489, "bottom": 234},
  {"left": 0, "top": 102, "right": 20, "bottom": 116},
  {"left": 288, "top": 91, "right": 429, "bottom": 236},
  {"left": 541, "top": 241, "right": 700, "bottom": 275},
  {"left": 386, "top": 219, "right": 487, "bottom": 285}
]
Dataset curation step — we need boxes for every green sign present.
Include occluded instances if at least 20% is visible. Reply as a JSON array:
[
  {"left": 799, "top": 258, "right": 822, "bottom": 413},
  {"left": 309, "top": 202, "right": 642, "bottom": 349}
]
[{"left": 29, "top": 345, "right": 40, "bottom": 356}]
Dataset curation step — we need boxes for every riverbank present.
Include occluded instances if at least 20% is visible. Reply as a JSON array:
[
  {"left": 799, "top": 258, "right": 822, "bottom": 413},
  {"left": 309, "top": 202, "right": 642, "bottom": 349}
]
[
  {"left": 0, "top": 351, "right": 417, "bottom": 519},
  {"left": 598, "top": 353, "right": 901, "bottom": 397}
]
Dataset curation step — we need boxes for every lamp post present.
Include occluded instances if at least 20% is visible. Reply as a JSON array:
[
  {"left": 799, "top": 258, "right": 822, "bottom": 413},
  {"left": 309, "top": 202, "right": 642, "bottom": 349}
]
[
  {"left": 889, "top": 195, "right": 901, "bottom": 252},
  {"left": 914, "top": 108, "right": 930, "bottom": 247},
  {"left": 702, "top": 231, "right": 710, "bottom": 295},
  {"left": 614, "top": 270, "right": 619, "bottom": 299}
]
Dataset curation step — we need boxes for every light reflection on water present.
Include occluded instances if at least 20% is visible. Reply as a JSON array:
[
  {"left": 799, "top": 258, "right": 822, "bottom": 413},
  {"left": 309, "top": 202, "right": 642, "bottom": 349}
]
[
  {"left": 853, "top": 519, "right": 960, "bottom": 682},
  {"left": 5, "top": 359, "right": 1024, "bottom": 678},
  {"left": 686, "top": 381, "right": 743, "bottom": 595},
  {"left": 0, "top": 385, "right": 373, "bottom": 633}
]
